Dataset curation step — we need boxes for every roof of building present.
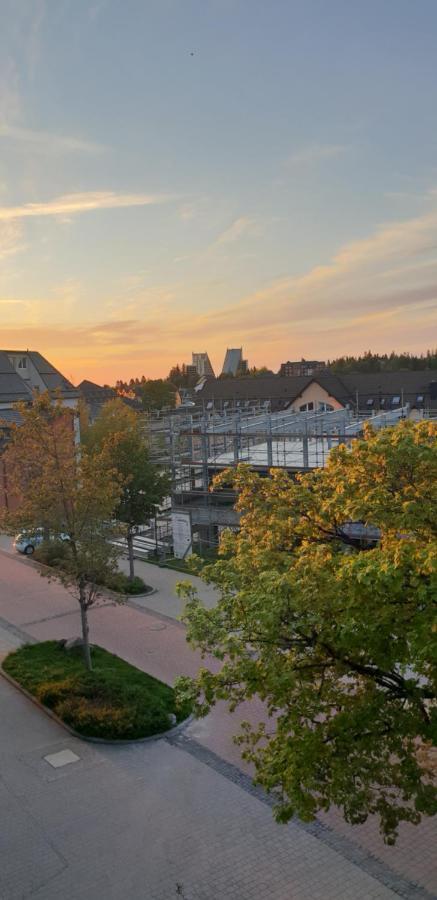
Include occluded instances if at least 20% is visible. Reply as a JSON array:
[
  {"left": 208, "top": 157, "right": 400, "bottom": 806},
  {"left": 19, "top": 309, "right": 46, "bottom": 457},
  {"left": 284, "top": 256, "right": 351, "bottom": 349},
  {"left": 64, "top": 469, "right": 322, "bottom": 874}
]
[
  {"left": 0, "top": 352, "right": 33, "bottom": 403},
  {"left": 0, "top": 408, "right": 24, "bottom": 426},
  {"left": 78, "top": 379, "right": 116, "bottom": 398},
  {"left": 195, "top": 370, "right": 437, "bottom": 409},
  {"left": 2, "top": 350, "right": 79, "bottom": 398},
  {"left": 27, "top": 351, "right": 79, "bottom": 396},
  {"left": 221, "top": 348, "right": 244, "bottom": 376}
]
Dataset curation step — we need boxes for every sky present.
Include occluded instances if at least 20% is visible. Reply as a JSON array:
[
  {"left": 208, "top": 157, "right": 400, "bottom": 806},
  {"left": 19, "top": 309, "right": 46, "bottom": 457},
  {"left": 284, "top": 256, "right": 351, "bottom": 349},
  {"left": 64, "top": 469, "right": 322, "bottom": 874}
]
[{"left": 1, "top": 0, "right": 437, "bottom": 384}]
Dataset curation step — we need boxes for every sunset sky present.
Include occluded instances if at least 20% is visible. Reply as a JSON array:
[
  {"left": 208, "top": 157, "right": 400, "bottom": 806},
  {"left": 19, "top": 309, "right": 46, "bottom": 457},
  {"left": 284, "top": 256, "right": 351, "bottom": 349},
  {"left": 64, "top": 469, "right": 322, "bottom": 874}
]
[{"left": 1, "top": 0, "right": 437, "bottom": 384}]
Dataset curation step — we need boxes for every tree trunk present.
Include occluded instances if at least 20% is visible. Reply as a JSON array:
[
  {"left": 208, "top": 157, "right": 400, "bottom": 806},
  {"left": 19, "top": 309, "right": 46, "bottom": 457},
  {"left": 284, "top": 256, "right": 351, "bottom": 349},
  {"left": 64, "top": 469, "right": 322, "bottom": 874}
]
[
  {"left": 79, "top": 589, "right": 92, "bottom": 671},
  {"left": 127, "top": 529, "right": 135, "bottom": 581}
]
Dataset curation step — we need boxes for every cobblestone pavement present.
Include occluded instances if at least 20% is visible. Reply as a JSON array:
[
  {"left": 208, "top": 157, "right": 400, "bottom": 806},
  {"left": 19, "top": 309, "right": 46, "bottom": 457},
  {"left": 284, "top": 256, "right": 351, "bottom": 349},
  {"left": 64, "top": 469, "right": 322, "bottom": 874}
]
[
  {"left": 0, "top": 547, "right": 436, "bottom": 899},
  {"left": 0, "top": 677, "right": 420, "bottom": 900}
]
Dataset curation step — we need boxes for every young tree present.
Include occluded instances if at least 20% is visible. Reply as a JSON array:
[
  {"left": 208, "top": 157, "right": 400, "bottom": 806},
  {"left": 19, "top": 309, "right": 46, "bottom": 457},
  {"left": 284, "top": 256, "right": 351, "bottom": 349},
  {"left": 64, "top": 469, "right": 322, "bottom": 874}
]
[
  {"left": 102, "top": 430, "right": 169, "bottom": 580},
  {"left": 85, "top": 399, "right": 169, "bottom": 579},
  {"left": 1, "top": 393, "right": 121, "bottom": 670},
  {"left": 177, "top": 420, "right": 437, "bottom": 843}
]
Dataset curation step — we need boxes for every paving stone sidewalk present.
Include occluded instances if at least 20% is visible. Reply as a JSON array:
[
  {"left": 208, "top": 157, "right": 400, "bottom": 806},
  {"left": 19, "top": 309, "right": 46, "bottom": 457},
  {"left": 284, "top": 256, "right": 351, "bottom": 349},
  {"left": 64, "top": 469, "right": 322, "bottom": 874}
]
[
  {"left": 1, "top": 547, "right": 436, "bottom": 898},
  {"left": 0, "top": 676, "right": 417, "bottom": 900}
]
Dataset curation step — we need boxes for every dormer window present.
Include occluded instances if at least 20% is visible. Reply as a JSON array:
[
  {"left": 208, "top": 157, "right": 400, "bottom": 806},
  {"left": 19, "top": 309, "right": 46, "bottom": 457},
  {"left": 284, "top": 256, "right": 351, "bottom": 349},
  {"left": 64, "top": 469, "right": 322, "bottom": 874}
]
[
  {"left": 392, "top": 395, "right": 400, "bottom": 405},
  {"left": 18, "top": 357, "right": 27, "bottom": 369}
]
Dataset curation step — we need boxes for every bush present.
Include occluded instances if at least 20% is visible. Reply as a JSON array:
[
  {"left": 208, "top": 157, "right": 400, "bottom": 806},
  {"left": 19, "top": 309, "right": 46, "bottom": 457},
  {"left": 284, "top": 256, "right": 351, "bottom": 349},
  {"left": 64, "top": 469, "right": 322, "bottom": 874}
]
[
  {"left": 33, "top": 544, "right": 149, "bottom": 595},
  {"left": 104, "top": 572, "right": 148, "bottom": 595},
  {"left": 3, "top": 642, "right": 191, "bottom": 740},
  {"left": 34, "top": 540, "right": 70, "bottom": 569}
]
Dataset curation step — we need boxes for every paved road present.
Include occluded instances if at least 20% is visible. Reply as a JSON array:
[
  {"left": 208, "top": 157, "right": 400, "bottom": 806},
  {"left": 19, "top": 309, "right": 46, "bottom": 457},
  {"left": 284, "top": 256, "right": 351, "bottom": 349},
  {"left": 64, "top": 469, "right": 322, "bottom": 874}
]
[{"left": 0, "top": 546, "right": 436, "bottom": 899}]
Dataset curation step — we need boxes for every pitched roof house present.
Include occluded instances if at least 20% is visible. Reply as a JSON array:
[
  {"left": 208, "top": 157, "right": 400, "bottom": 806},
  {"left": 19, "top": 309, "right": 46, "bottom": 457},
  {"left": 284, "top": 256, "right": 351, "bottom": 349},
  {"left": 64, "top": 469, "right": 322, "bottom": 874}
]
[
  {"left": 0, "top": 350, "right": 79, "bottom": 409},
  {"left": 193, "top": 370, "right": 437, "bottom": 414}
]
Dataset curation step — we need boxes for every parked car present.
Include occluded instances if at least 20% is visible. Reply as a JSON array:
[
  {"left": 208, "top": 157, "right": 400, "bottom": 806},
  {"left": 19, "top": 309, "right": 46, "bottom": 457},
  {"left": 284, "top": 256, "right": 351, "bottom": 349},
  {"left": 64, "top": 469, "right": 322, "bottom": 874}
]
[{"left": 13, "top": 530, "right": 70, "bottom": 555}]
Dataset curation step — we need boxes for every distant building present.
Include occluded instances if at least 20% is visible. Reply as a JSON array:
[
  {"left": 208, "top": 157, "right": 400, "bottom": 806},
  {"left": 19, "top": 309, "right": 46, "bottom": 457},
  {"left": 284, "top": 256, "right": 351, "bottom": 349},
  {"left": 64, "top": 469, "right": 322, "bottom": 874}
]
[
  {"left": 221, "top": 348, "right": 248, "bottom": 377},
  {"left": 193, "top": 370, "right": 437, "bottom": 416},
  {"left": 279, "top": 359, "right": 326, "bottom": 377},
  {"left": 191, "top": 353, "right": 215, "bottom": 378},
  {"left": 77, "top": 379, "right": 140, "bottom": 423}
]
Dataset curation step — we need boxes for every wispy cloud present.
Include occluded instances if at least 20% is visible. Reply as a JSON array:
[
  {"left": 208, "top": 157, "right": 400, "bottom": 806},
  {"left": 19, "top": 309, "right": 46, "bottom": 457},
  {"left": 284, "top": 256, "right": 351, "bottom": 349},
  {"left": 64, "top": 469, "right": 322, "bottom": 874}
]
[
  {"left": 0, "top": 191, "right": 174, "bottom": 222},
  {"left": 285, "top": 143, "right": 348, "bottom": 167},
  {"left": 215, "top": 216, "right": 259, "bottom": 245},
  {"left": 0, "top": 220, "right": 25, "bottom": 259},
  {"left": 3, "top": 207, "right": 437, "bottom": 380},
  {"left": 0, "top": 122, "right": 105, "bottom": 154}
]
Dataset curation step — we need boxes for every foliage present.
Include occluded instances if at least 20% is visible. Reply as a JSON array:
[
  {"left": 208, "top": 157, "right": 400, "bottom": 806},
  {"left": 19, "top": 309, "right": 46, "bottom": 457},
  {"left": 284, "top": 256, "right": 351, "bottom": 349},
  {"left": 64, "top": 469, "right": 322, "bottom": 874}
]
[
  {"left": 114, "top": 376, "right": 176, "bottom": 411},
  {"left": 0, "top": 392, "right": 122, "bottom": 669},
  {"left": 104, "top": 572, "right": 149, "bottom": 595},
  {"left": 329, "top": 348, "right": 437, "bottom": 373},
  {"left": 177, "top": 420, "right": 437, "bottom": 843},
  {"left": 3, "top": 641, "right": 191, "bottom": 739},
  {"left": 247, "top": 366, "right": 274, "bottom": 377},
  {"left": 80, "top": 397, "right": 147, "bottom": 450},
  {"left": 33, "top": 543, "right": 149, "bottom": 595},
  {"left": 167, "top": 364, "right": 200, "bottom": 388},
  {"left": 85, "top": 399, "right": 169, "bottom": 579}
]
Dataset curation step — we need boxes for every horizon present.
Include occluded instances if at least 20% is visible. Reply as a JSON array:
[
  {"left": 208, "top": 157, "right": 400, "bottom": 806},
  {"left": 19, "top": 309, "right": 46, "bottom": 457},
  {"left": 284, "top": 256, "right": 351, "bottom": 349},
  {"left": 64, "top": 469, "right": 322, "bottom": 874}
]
[{"left": 1, "top": 1, "right": 437, "bottom": 383}]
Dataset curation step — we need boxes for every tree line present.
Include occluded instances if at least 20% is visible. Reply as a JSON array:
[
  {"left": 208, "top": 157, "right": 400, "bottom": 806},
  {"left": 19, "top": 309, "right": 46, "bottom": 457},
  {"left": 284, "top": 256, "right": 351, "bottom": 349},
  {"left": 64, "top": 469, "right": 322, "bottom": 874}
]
[{"left": 329, "top": 348, "right": 437, "bottom": 372}]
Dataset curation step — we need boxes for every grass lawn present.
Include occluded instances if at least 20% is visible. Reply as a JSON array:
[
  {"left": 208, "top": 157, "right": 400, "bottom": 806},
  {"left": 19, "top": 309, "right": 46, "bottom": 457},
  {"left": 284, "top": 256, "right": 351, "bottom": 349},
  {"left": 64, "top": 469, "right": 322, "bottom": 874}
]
[
  {"left": 146, "top": 548, "right": 219, "bottom": 575},
  {"left": 2, "top": 641, "right": 191, "bottom": 740}
]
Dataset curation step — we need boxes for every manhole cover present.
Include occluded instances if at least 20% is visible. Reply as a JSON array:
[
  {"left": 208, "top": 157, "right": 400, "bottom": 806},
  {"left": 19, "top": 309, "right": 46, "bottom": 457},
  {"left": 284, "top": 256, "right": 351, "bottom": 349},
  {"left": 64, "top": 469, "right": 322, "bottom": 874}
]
[{"left": 44, "top": 749, "right": 80, "bottom": 768}]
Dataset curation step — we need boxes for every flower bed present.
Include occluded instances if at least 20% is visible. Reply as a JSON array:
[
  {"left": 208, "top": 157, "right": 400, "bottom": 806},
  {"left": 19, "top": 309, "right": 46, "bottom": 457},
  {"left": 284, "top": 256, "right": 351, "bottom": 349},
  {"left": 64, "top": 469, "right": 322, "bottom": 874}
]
[{"left": 2, "top": 641, "right": 191, "bottom": 740}]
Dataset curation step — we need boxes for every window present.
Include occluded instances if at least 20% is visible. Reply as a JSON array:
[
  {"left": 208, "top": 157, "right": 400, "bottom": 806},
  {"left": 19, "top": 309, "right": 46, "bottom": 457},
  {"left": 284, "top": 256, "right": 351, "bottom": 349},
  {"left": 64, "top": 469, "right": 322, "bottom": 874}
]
[
  {"left": 392, "top": 395, "right": 400, "bottom": 405},
  {"left": 206, "top": 401, "right": 213, "bottom": 410},
  {"left": 18, "top": 357, "right": 27, "bottom": 369},
  {"left": 366, "top": 398, "right": 374, "bottom": 406},
  {"left": 299, "top": 402, "right": 314, "bottom": 412},
  {"left": 380, "top": 398, "right": 386, "bottom": 406},
  {"left": 318, "top": 401, "right": 334, "bottom": 412},
  {"left": 416, "top": 394, "right": 424, "bottom": 403}
]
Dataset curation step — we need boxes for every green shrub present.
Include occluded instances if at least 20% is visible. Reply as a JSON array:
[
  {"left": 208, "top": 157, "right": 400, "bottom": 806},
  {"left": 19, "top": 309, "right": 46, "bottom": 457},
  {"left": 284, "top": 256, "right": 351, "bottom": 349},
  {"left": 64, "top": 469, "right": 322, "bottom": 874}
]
[
  {"left": 34, "top": 540, "right": 71, "bottom": 568},
  {"left": 104, "top": 572, "right": 148, "bottom": 595},
  {"left": 2, "top": 641, "right": 190, "bottom": 740}
]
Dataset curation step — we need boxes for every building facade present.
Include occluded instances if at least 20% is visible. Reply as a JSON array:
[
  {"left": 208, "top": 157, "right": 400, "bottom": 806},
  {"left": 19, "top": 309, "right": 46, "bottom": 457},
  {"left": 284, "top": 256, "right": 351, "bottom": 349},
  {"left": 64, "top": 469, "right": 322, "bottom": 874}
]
[{"left": 279, "top": 359, "right": 326, "bottom": 377}]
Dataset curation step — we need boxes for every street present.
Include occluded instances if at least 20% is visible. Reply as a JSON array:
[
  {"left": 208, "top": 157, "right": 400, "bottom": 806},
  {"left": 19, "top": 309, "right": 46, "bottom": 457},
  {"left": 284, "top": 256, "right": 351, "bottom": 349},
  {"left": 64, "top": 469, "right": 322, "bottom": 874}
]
[{"left": 0, "top": 544, "right": 436, "bottom": 899}]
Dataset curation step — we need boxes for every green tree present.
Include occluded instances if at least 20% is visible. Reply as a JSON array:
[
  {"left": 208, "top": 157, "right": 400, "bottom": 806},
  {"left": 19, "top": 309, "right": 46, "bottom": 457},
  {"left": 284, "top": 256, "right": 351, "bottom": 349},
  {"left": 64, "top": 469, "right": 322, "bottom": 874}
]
[
  {"left": 85, "top": 399, "right": 169, "bottom": 579},
  {"left": 177, "top": 420, "right": 437, "bottom": 842},
  {"left": 1, "top": 393, "right": 121, "bottom": 670},
  {"left": 81, "top": 397, "right": 147, "bottom": 450}
]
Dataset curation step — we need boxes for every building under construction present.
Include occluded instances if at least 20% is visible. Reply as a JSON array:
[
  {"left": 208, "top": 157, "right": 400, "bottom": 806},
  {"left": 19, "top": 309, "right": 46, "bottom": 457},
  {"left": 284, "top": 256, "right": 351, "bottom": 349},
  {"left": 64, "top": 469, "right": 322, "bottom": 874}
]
[{"left": 147, "top": 403, "right": 410, "bottom": 558}]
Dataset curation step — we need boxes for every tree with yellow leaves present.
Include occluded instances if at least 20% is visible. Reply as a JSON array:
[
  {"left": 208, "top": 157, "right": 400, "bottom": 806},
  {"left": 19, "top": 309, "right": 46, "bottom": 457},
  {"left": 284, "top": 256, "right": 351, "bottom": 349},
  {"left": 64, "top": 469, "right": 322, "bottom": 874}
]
[
  {"left": 1, "top": 393, "right": 121, "bottom": 670},
  {"left": 177, "top": 420, "right": 437, "bottom": 842}
]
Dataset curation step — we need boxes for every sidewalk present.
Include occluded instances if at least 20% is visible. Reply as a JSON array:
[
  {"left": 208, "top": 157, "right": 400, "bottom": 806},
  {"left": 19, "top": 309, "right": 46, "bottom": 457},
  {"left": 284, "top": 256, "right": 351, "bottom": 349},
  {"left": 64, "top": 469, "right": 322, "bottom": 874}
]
[
  {"left": 0, "top": 546, "right": 436, "bottom": 898},
  {"left": 0, "top": 674, "right": 405, "bottom": 900}
]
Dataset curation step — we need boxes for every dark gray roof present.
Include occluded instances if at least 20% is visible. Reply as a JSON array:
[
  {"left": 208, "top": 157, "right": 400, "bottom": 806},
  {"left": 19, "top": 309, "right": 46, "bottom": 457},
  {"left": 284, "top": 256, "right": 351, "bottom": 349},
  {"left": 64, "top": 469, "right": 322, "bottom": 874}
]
[
  {"left": 195, "top": 370, "right": 437, "bottom": 409},
  {"left": 78, "top": 379, "right": 116, "bottom": 398},
  {"left": 2, "top": 350, "right": 79, "bottom": 398},
  {"left": 0, "top": 351, "right": 33, "bottom": 403},
  {"left": 27, "top": 351, "right": 79, "bottom": 397}
]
